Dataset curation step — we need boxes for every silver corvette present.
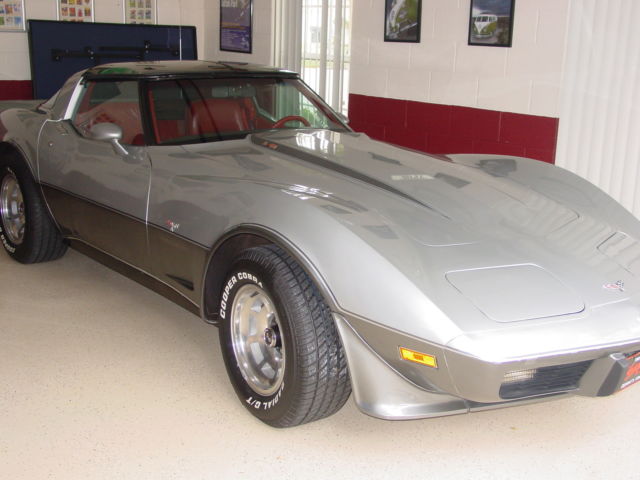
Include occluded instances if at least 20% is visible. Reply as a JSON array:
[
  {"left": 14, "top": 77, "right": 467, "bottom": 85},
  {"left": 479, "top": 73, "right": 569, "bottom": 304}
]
[{"left": 1, "top": 61, "right": 640, "bottom": 427}]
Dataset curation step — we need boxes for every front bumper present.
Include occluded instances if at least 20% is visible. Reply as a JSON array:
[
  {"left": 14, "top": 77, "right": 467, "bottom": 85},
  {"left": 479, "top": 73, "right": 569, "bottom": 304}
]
[{"left": 334, "top": 313, "right": 640, "bottom": 420}]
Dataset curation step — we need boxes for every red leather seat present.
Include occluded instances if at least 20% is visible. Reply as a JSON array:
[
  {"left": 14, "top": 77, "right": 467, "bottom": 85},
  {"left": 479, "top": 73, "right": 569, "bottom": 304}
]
[{"left": 187, "top": 98, "right": 251, "bottom": 136}]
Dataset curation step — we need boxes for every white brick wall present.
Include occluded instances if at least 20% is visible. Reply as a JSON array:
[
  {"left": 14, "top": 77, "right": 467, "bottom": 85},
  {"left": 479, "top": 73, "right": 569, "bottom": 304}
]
[
  {"left": 2, "top": 0, "right": 565, "bottom": 115},
  {"left": 351, "top": 0, "right": 570, "bottom": 117},
  {"left": 0, "top": 41, "right": 31, "bottom": 80}
]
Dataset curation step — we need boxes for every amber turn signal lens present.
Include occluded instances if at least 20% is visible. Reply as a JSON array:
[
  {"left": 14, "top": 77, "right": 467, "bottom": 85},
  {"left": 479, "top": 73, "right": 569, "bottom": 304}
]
[{"left": 399, "top": 347, "right": 437, "bottom": 368}]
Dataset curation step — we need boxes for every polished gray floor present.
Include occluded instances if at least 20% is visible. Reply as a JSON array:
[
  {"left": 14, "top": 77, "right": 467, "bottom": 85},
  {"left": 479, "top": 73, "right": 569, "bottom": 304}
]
[{"left": 1, "top": 248, "right": 638, "bottom": 479}]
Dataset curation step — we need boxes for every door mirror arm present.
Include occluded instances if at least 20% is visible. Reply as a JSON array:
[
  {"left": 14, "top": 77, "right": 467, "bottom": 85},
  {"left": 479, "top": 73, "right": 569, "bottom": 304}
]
[{"left": 89, "top": 122, "right": 129, "bottom": 156}]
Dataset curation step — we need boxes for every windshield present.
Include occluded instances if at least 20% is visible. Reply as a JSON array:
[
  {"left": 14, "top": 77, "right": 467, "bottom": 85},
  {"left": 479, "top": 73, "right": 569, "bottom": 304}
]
[{"left": 147, "top": 77, "right": 348, "bottom": 145}]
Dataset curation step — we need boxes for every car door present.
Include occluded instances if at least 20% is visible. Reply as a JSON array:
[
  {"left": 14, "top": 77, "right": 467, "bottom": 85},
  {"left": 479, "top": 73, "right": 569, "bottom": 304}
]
[{"left": 38, "top": 79, "right": 152, "bottom": 270}]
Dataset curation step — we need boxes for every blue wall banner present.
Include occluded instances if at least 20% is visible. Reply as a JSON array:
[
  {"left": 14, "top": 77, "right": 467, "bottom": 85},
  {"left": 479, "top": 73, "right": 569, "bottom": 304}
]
[{"left": 28, "top": 19, "right": 197, "bottom": 98}]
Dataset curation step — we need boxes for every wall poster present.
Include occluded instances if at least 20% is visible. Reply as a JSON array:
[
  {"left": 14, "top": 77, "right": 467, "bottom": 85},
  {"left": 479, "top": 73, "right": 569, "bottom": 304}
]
[
  {"left": 384, "top": 0, "right": 421, "bottom": 43},
  {"left": 468, "top": 0, "right": 515, "bottom": 47},
  {"left": 220, "top": 0, "right": 252, "bottom": 53},
  {"left": 58, "top": 0, "right": 94, "bottom": 22},
  {"left": 0, "top": 0, "right": 25, "bottom": 31},
  {"left": 125, "top": 0, "right": 156, "bottom": 25}
]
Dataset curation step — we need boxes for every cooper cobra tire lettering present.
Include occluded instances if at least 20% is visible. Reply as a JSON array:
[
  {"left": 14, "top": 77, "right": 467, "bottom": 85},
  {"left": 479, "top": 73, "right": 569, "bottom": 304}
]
[{"left": 219, "top": 271, "right": 262, "bottom": 319}]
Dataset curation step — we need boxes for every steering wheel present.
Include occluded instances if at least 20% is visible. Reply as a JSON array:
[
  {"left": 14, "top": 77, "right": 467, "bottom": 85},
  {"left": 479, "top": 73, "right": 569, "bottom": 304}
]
[{"left": 272, "top": 115, "right": 311, "bottom": 128}]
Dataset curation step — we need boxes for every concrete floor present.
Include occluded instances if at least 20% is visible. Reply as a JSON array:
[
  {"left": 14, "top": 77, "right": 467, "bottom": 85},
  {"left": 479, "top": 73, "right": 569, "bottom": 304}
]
[{"left": 1, "top": 248, "right": 639, "bottom": 480}]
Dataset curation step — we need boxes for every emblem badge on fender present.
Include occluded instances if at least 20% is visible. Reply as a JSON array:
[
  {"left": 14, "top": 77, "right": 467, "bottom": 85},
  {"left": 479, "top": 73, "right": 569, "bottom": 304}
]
[
  {"left": 603, "top": 280, "right": 625, "bottom": 292},
  {"left": 165, "top": 220, "right": 180, "bottom": 233}
]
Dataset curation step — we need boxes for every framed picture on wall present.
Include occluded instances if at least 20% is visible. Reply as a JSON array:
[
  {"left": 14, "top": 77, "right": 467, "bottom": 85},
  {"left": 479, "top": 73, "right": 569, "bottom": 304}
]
[
  {"left": 57, "top": 0, "right": 94, "bottom": 22},
  {"left": 124, "top": 0, "right": 157, "bottom": 25},
  {"left": 384, "top": 0, "right": 421, "bottom": 43},
  {"left": 468, "top": 0, "right": 515, "bottom": 47},
  {"left": 0, "top": 0, "right": 26, "bottom": 31},
  {"left": 220, "top": 0, "right": 252, "bottom": 54}
]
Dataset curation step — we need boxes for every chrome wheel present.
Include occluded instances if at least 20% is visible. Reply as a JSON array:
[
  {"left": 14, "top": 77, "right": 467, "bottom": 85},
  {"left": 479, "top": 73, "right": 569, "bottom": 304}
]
[
  {"left": 0, "top": 172, "right": 25, "bottom": 245},
  {"left": 230, "top": 284, "right": 286, "bottom": 396}
]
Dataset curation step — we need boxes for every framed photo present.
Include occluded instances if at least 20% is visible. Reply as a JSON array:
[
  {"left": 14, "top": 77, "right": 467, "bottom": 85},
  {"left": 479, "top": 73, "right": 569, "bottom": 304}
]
[
  {"left": 220, "top": 0, "right": 252, "bottom": 54},
  {"left": 384, "top": 0, "right": 421, "bottom": 43},
  {"left": 124, "top": 0, "right": 157, "bottom": 25},
  {"left": 468, "top": 0, "right": 515, "bottom": 47},
  {"left": 58, "top": 0, "right": 94, "bottom": 22},
  {"left": 0, "top": 0, "right": 26, "bottom": 31}
]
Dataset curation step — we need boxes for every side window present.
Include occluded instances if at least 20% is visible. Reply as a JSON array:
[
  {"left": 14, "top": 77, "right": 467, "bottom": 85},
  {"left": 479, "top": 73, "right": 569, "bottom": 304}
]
[
  {"left": 254, "top": 81, "right": 330, "bottom": 129},
  {"left": 72, "top": 81, "right": 144, "bottom": 145}
]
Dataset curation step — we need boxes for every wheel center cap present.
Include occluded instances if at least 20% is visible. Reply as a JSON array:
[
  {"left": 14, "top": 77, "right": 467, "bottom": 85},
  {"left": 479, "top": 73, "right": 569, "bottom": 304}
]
[{"left": 263, "top": 328, "right": 276, "bottom": 347}]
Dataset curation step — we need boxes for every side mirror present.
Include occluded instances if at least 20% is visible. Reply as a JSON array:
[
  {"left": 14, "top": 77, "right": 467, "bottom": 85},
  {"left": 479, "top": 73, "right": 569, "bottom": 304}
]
[{"left": 89, "top": 122, "right": 128, "bottom": 156}]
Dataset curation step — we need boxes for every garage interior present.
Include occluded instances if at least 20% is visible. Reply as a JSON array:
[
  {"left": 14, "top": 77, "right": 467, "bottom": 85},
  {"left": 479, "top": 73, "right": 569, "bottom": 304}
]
[{"left": 1, "top": 1, "right": 639, "bottom": 478}]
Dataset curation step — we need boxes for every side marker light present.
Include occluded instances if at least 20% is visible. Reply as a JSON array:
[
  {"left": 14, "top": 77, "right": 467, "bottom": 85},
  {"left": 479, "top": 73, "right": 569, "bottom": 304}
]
[{"left": 399, "top": 347, "right": 438, "bottom": 368}]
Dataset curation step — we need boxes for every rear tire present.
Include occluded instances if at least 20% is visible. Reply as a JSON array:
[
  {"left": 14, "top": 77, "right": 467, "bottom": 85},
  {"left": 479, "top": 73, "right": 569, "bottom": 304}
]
[
  {"left": 218, "top": 245, "right": 351, "bottom": 427},
  {"left": 0, "top": 153, "right": 67, "bottom": 263}
]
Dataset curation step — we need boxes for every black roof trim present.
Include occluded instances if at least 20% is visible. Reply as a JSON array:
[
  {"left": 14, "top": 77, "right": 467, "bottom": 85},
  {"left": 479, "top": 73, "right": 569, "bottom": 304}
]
[{"left": 82, "top": 60, "right": 299, "bottom": 81}]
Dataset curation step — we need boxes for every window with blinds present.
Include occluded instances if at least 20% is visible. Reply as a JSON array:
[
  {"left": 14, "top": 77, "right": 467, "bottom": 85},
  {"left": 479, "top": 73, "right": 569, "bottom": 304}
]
[{"left": 272, "top": 0, "right": 352, "bottom": 114}]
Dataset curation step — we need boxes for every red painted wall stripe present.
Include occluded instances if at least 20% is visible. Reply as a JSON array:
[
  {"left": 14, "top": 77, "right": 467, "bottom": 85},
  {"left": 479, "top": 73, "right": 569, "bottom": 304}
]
[
  {"left": 0, "top": 81, "right": 34, "bottom": 101},
  {"left": 348, "top": 93, "right": 559, "bottom": 164}
]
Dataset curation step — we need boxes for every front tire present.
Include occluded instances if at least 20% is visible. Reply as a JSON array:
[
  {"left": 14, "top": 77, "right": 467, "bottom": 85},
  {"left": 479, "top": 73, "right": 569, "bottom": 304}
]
[
  {"left": 218, "top": 245, "right": 351, "bottom": 427},
  {"left": 0, "top": 153, "right": 67, "bottom": 263}
]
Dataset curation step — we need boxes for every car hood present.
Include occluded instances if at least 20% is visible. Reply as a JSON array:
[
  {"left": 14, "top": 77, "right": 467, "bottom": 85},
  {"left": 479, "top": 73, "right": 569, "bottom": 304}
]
[{"left": 249, "top": 129, "right": 640, "bottom": 326}]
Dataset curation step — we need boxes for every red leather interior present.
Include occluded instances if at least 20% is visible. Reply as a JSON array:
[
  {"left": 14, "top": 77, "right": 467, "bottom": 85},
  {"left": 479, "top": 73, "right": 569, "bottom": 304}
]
[
  {"left": 75, "top": 101, "right": 144, "bottom": 145},
  {"left": 147, "top": 90, "right": 270, "bottom": 143},
  {"left": 147, "top": 93, "right": 188, "bottom": 144},
  {"left": 153, "top": 119, "right": 185, "bottom": 143},
  {"left": 186, "top": 98, "right": 255, "bottom": 136}
]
